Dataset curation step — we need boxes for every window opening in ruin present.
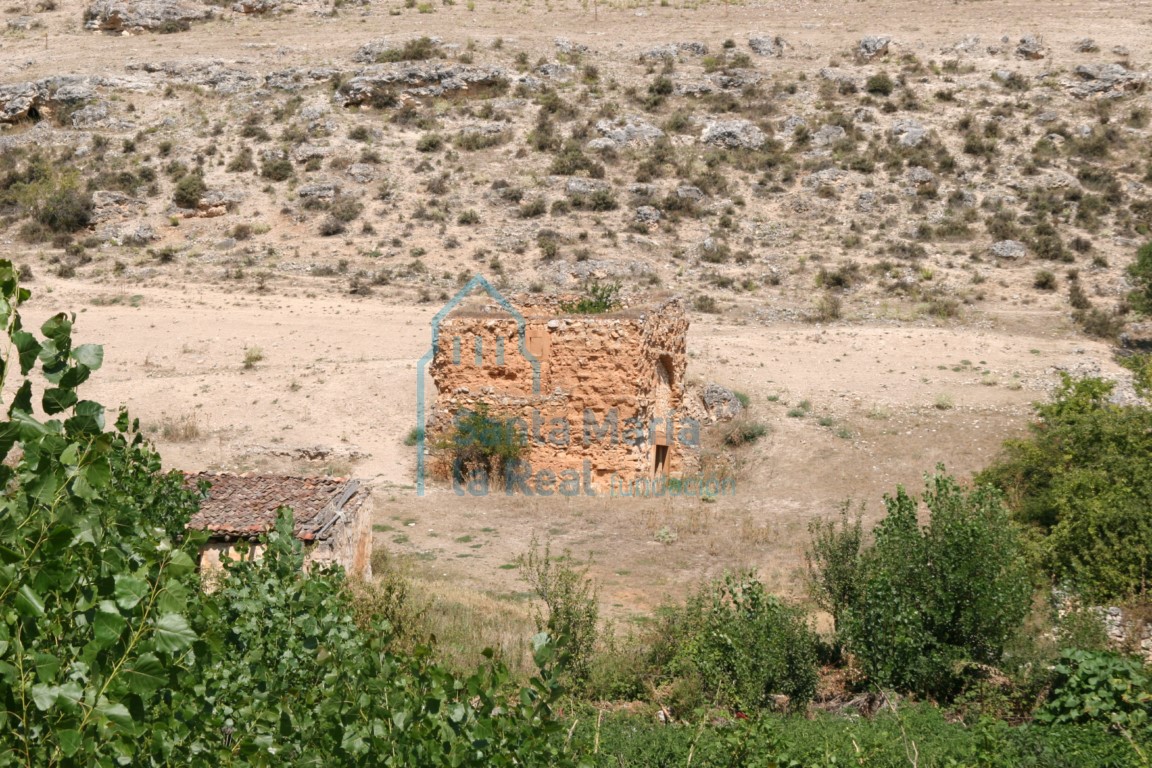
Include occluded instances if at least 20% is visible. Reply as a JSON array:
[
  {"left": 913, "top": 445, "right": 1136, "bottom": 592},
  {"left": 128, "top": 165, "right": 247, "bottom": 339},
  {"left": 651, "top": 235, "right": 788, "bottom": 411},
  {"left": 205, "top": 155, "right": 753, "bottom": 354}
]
[{"left": 654, "top": 445, "right": 668, "bottom": 476}]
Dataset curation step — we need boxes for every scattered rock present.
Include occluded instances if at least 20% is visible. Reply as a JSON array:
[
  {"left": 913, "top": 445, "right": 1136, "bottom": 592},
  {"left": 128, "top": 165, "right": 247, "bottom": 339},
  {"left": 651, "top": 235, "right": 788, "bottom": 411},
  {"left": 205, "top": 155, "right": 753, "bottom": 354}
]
[
  {"left": 857, "top": 36, "right": 891, "bottom": 61},
  {"left": 103, "top": 221, "right": 157, "bottom": 246},
  {"left": 677, "top": 41, "right": 708, "bottom": 56},
  {"left": 1072, "top": 37, "right": 1099, "bottom": 53},
  {"left": 803, "top": 168, "right": 848, "bottom": 190},
  {"left": 855, "top": 191, "right": 877, "bottom": 213},
  {"left": 990, "top": 240, "right": 1027, "bottom": 260},
  {"left": 635, "top": 205, "right": 661, "bottom": 224},
  {"left": 536, "top": 63, "right": 575, "bottom": 81},
  {"left": 906, "top": 166, "right": 936, "bottom": 185},
  {"left": 554, "top": 37, "right": 589, "bottom": 55},
  {"left": 7, "top": 16, "right": 41, "bottom": 31},
  {"left": 566, "top": 178, "right": 610, "bottom": 196},
  {"left": 83, "top": 0, "right": 213, "bottom": 32},
  {"left": 346, "top": 163, "right": 376, "bottom": 183},
  {"left": 126, "top": 60, "right": 260, "bottom": 93},
  {"left": 1070, "top": 63, "right": 1142, "bottom": 97},
  {"left": 594, "top": 116, "right": 664, "bottom": 147},
  {"left": 675, "top": 185, "right": 704, "bottom": 201},
  {"left": 811, "top": 124, "right": 846, "bottom": 147},
  {"left": 1016, "top": 34, "right": 1046, "bottom": 60},
  {"left": 748, "top": 34, "right": 787, "bottom": 57},
  {"left": 700, "top": 119, "right": 765, "bottom": 150},
  {"left": 232, "top": 0, "right": 282, "bottom": 13},
  {"left": 701, "top": 383, "right": 743, "bottom": 421},
  {"left": 1112, "top": 45, "right": 1130, "bottom": 57},
  {"left": 298, "top": 183, "right": 339, "bottom": 200},
  {"left": 889, "top": 119, "right": 927, "bottom": 148},
  {"left": 336, "top": 65, "right": 509, "bottom": 107}
]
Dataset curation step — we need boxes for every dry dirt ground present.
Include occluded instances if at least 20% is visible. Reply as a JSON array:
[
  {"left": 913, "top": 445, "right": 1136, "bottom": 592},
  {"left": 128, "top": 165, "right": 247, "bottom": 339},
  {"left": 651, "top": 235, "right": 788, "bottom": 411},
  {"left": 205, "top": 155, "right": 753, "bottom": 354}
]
[{"left": 4, "top": 0, "right": 1151, "bottom": 632}]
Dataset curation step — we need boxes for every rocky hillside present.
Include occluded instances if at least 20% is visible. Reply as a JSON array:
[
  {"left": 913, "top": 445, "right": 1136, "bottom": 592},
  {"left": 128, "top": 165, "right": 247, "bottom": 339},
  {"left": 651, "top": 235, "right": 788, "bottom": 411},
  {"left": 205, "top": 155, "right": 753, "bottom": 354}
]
[{"left": 1, "top": 0, "right": 1150, "bottom": 341}]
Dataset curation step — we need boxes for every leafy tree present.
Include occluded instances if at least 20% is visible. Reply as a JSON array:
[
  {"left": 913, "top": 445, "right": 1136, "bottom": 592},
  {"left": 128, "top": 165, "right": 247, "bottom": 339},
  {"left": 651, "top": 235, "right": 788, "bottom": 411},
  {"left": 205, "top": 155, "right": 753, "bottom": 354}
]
[
  {"left": 519, "top": 539, "right": 599, "bottom": 695},
  {"left": 0, "top": 260, "right": 576, "bottom": 768},
  {"left": 978, "top": 374, "right": 1152, "bottom": 602},
  {"left": 804, "top": 502, "right": 863, "bottom": 637},
  {"left": 0, "top": 260, "right": 205, "bottom": 766},
  {"left": 843, "top": 470, "right": 1031, "bottom": 699}
]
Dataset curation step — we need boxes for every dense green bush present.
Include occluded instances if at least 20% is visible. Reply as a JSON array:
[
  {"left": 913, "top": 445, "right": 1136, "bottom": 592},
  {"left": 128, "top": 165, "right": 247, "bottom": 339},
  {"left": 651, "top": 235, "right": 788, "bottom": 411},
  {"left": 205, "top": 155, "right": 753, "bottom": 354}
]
[
  {"left": 978, "top": 375, "right": 1152, "bottom": 602},
  {"left": 656, "top": 573, "right": 820, "bottom": 713},
  {"left": 34, "top": 186, "right": 93, "bottom": 233},
  {"left": 172, "top": 172, "right": 206, "bottom": 208},
  {"left": 842, "top": 470, "right": 1031, "bottom": 698}
]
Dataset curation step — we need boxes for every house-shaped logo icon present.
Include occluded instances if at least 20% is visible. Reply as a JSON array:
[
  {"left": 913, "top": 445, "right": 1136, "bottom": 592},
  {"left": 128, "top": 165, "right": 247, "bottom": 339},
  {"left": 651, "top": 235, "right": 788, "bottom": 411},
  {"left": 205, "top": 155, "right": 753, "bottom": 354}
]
[{"left": 414, "top": 275, "right": 540, "bottom": 495}]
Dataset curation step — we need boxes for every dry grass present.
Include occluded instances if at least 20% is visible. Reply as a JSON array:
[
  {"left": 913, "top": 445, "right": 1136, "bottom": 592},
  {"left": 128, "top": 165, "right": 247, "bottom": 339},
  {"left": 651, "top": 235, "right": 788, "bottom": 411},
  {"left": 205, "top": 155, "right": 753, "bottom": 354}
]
[{"left": 156, "top": 412, "right": 203, "bottom": 442}]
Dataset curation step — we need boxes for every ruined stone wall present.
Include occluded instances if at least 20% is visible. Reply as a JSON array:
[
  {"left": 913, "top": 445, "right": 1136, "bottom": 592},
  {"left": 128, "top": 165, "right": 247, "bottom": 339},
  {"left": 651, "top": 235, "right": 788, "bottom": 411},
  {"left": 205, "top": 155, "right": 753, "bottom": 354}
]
[{"left": 428, "top": 294, "right": 691, "bottom": 491}]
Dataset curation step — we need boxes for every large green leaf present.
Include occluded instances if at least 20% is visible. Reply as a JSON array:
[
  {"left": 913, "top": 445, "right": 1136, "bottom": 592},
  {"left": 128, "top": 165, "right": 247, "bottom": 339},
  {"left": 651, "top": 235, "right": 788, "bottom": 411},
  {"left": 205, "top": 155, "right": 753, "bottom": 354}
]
[
  {"left": 94, "top": 605, "right": 128, "bottom": 649},
  {"left": 43, "top": 387, "right": 79, "bottom": 415},
  {"left": 123, "top": 653, "right": 166, "bottom": 696},
  {"left": 151, "top": 613, "right": 196, "bottom": 654},
  {"left": 15, "top": 584, "right": 45, "bottom": 617},
  {"left": 73, "top": 343, "right": 104, "bottom": 371},
  {"left": 114, "top": 575, "right": 149, "bottom": 610}
]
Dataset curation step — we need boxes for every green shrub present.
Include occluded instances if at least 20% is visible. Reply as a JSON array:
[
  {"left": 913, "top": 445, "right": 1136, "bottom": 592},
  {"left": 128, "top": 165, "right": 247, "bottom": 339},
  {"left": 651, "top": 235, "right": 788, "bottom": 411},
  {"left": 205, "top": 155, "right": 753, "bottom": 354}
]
[
  {"left": 261, "top": 157, "right": 293, "bottom": 181},
  {"left": 722, "top": 418, "right": 768, "bottom": 446},
  {"left": 843, "top": 470, "right": 1032, "bottom": 699},
  {"left": 978, "top": 375, "right": 1152, "bottom": 602},
  {"left": 375, "top": 36, "right": 441, "bottom": 63},
  {"left": 1037, "top": 649, "right": 1152, "bottom": 730},
  {"left": 519, "top": 539, "right": 599, "bottom": 694},
  {"left": 416, "top": 133, "right": 444, "bottom": 152},
  {"left": 34, "top": 187, "right": 93, "bottom": 233},
  {"left": 865, "top": 71, "right": 895, "bottom": 96},
  {"left": 805, "top": 504, "right": 863, "bottom": 636},
  {"left": 172, "top": 173, "right": 206, "bottom": 209},
  {"left": 560, "top": 280, "right": 621, "bottom": 314},
  {"left": 660, "top": 573, "right": 820, "bottom": 712},
  {"left": 440, "top": 404, "right": 525, "bottom": 488}
]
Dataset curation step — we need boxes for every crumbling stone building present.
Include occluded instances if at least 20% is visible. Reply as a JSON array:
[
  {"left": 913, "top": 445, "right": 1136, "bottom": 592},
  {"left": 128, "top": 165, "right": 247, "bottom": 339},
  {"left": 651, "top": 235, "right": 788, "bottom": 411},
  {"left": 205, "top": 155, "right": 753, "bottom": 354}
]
[{"left": 425, "top": 288, "right": 693, "bottom": 494}]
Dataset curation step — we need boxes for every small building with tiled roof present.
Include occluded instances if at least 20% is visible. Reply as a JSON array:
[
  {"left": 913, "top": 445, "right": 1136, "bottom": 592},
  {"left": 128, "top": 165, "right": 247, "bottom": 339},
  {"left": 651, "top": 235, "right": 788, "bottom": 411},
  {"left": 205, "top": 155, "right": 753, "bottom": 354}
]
[{"left": 185, "top": 472, "right": 372, "bottom": 577}]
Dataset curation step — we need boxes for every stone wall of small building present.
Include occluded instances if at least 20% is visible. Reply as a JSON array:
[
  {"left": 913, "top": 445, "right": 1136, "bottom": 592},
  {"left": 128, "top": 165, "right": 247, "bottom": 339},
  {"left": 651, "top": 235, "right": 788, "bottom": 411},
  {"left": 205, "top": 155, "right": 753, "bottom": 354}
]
[{"left": 428, "top": 294, "right": 693, "bottom": 492}]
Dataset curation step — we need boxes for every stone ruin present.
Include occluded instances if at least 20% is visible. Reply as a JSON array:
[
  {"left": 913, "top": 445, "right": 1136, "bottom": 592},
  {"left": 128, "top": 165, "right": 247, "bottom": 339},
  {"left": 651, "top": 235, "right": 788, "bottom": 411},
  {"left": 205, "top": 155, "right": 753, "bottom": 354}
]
[{"left": 427, "top": 292, "right": 694, "bottom": 493}]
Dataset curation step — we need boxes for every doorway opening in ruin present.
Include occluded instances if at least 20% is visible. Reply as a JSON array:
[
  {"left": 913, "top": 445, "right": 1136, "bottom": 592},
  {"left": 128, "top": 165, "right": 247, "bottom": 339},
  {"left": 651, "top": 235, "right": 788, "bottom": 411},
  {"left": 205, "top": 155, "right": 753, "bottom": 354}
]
[{"left": 653, "top": 445, "right": 668, "bottom": 476}]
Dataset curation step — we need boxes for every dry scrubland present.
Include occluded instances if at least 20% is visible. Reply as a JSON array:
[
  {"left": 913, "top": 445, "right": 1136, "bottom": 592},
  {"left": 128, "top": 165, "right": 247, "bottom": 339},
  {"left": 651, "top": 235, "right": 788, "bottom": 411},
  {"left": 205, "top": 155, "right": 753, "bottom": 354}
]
[{"left": 2, "top": 0, "right": 1151, "bottom": 652}]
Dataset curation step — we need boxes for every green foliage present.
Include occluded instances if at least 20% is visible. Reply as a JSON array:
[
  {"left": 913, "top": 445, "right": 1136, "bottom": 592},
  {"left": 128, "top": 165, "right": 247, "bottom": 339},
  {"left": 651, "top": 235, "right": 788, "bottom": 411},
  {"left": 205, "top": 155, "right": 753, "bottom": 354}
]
[
  {"left": 260, "top": 157, "right": 294, "bottom": 181},
  {"left": 722, "top": 418, "right": 768, "bottom": 446},
  {"left": 1116, "top": 352, "right": 1152, "bottom": 399},
  {"left": 560, "top": 280, "right": 621, "bottom": 314},
  {"left": 843, "top": 470, "right": 1032, "bottom": 698},
  {"left": 441, "top": 404, "right": 526, "bottom": 487},
  {"left": 172, "top": 172, "right": 206, "bottom": 209},
  {"left": 1037, "top": 649, "right": 1152, "bottom": 731},
  {"left": 0, "top": 260, "right": 577, "bottom": 767},
  {"left": 571, "top": 706, "right": 1148, "bottom": 767},
  {"left": 1128, "top": 240, "right": 1152, "bottom": 315},
  {"left": 34, "top": 187, "right": 93, "bottom": 233},
  {"left": 375, "top": 36, "right": 441, "bottom": 63},
  {"left": 865, "top": 71, "right": 895, "bottom": 96},
  {"left": 519, "top": 539, "right": 599, "bottom": 694},
  {"left": 805, "top": 503, "right": 863, "bottom": 636},
  {"left": 978, "top": 375, "right": 1152, "bottom": 602},
  {"left": 658, "top": 573, "right": 820, "bottom": 712},
  {"left": 0, "top": 259, "right": 206, "bottom": 766}
]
